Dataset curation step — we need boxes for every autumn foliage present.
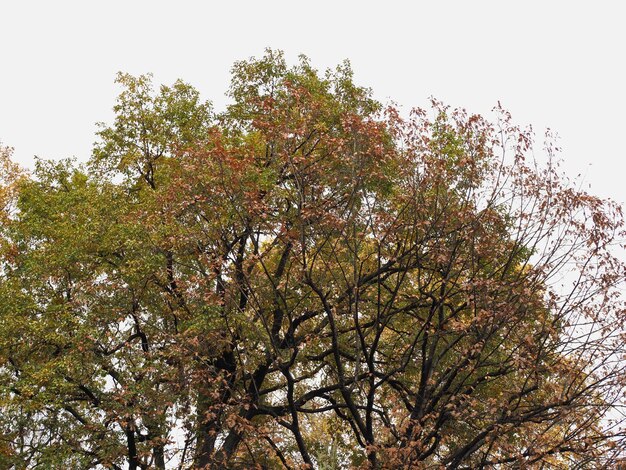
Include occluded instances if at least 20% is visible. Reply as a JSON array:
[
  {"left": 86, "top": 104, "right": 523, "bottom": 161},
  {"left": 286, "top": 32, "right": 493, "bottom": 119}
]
[{"left": 1, "top": 51, "right": 625, "bottom": 469}]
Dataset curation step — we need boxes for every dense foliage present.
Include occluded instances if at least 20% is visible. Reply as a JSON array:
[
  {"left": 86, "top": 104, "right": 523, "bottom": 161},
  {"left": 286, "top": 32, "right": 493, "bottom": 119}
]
[{"left": 1, "top": 51, "right": 625, "bottom": 469}]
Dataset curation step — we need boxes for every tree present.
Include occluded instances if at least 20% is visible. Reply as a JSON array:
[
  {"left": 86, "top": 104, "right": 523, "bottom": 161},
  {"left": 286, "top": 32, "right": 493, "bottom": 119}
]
[{"left": 1, "top": 50, "right": 625, "bottom": 469}]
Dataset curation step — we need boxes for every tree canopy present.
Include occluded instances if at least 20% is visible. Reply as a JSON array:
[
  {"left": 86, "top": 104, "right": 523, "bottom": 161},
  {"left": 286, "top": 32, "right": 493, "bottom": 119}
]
[{"left": 1, "top": 50, "right": 625, "bottom": 469}]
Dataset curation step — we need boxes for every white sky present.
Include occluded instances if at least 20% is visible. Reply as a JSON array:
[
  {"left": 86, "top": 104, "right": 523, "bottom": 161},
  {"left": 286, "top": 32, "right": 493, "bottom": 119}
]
[{"left": 1, "top": 1, "right": 624, "bottom": 204}]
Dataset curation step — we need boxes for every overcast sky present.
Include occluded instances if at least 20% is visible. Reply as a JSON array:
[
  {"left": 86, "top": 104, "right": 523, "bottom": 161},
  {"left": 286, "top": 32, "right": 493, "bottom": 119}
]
[{"left": 1, "top": 1, "right": 624, "bottom": 204}]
